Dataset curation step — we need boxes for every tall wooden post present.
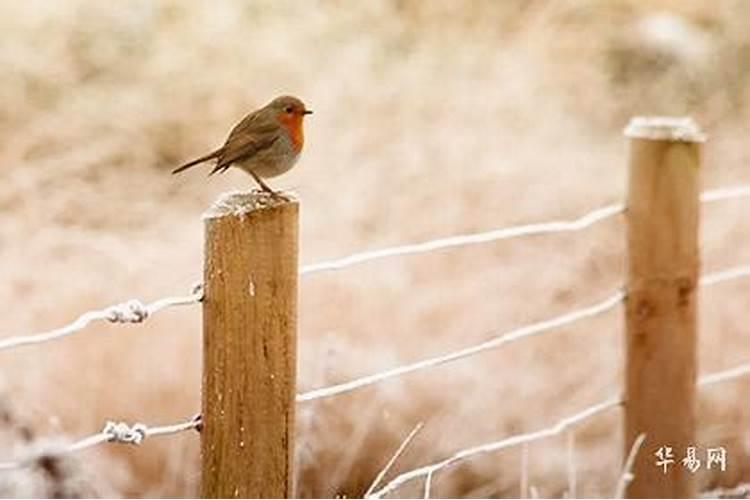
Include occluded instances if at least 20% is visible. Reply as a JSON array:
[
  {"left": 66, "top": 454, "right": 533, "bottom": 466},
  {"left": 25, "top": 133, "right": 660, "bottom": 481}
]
[
  {"left": 624, "top": 117, "right": 704, "bottom": 498},
  {"left": 201, "top": 191, "right": 298, "bottom": 498}
]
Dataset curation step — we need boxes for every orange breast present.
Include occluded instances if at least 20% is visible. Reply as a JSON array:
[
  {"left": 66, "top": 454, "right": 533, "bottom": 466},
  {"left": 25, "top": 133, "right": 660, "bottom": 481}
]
[{"left": 278, "top": 113, "right": 305, "bottom": 153}]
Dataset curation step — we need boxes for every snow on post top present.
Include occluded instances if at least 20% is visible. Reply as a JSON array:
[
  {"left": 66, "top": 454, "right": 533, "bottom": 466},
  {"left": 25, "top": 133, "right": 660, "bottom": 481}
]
[
  {"left": 624, "top": 116, "right": 706, "bottom": 143},
  {"left": 203, "top": 190, "right": 297, "bottom": 220}
]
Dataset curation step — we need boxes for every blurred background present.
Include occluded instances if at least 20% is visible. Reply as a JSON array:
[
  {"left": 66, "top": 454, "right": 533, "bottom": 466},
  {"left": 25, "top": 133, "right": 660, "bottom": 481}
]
[{"left": 1, "top": 0, "right": 749, "bottom": 497}]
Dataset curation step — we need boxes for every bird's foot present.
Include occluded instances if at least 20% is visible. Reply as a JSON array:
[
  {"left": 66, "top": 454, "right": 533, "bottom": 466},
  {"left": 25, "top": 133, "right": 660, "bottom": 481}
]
[
  {"left": 269, "top": 189, "right": 291, "bottom": 201},
  {"left": 261, "top": 186, "right": 291, "bottom": 202}
]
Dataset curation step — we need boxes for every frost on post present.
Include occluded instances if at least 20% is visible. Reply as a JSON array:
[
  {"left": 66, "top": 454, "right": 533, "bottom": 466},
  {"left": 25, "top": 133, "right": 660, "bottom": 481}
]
[{"left": 624, "top": 116, "right": 706, "bottom": 143}]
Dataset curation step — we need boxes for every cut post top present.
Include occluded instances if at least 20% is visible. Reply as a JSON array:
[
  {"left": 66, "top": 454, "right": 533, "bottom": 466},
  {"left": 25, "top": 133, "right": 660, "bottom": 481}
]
[
  {"left": 203, "top": 190, "right": 298, "bottom": 220},
  {"left": 624, "top": 116, "right": 706, "bottom": 143}
]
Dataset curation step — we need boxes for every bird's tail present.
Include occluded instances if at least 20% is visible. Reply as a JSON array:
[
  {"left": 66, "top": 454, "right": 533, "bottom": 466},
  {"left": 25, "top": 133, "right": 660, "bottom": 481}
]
[{"left": 171, "top": 148, "right": 223, "bottom": 174}]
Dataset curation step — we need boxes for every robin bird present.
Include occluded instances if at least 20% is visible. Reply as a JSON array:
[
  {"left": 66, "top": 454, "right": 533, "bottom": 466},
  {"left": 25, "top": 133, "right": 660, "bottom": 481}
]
[{"left": 172, "top": 95, "right": 312, "bottom": 194}]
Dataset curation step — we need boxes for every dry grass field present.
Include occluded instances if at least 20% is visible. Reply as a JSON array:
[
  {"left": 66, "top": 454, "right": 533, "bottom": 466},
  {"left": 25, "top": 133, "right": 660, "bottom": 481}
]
[{"left": 1, "top": 0, "right": 749, "bottom": 497}]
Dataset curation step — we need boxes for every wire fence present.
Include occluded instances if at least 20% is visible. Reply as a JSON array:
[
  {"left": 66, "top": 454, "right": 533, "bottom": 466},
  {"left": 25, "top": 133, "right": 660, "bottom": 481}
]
[
  {"left": 1, "top": 183, "right": 749, "bottom": 495},
  {"left": 365, "top": 360, "right": 750, "bottom": 498},
  {"left": 297, "top": 290, "right": 626, "bottom": 402},
  {"left": 0, "top": 283, "right": 204, "bottom": 352},
  {"left": 299, "top": 184, "right": 750, "bottom": 276},
  {"left": 0, "top": 417, "right": 199, "bottom": 471},
  {"left": 298, "top": 263, "right": 750, "bottom": 403}
]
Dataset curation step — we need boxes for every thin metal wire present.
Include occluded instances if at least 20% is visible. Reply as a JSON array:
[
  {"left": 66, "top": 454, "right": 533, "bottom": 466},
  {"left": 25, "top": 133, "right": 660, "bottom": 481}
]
[
  {"left": 698, "top": 361, "right": 750, "bottom": 387},
  {"left": 297, "top": 290, "right": 625, "bottom": 403},
  {"left": 700, "top": 184, "right": 750, "bottom": 203},
  {"left": 366, "top": 360, "right": 750, "bottom": 498},
  {"left": 700, "top": 265, "right": 750, "bottom": 287},
  {"left": 300, "top": 184, "right": 750, "bottom": 276},
  {"left": 0, "top": 284, "right": 203, "bottom": 352},
  {"left": 298, "top": 261, "right": 750, "bottom": 403},
  {"left": 299, "top": 203, "right": 625, "bottom": 275},
  {"left": 0, "top": 417, "right": 198, "bottom": 471}
]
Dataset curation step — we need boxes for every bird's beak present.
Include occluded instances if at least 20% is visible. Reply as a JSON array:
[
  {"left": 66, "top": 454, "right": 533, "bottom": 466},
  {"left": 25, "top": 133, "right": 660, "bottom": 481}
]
[{"left": 303, "top": 110, "right": 313, "bottom": 115}]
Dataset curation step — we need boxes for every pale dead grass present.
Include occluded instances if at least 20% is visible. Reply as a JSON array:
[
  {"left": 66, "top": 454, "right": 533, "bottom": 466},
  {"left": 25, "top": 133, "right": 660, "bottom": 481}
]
[{"left": 0, "top": 0, "right": 749, "bottom": 497}]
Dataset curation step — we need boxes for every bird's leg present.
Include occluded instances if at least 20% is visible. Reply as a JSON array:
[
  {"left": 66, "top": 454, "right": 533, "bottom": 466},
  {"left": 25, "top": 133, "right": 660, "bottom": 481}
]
[
  {"left": 249, "top": 171, "right": 277, "bottom": 194},
  {"left": 249, "top": 171, "right": 287, "bottom": 200}
]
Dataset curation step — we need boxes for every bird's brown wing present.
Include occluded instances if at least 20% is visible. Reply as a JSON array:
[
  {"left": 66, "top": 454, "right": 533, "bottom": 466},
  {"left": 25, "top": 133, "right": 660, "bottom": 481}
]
[{"left": 209, "top": 111, "right": 281, "bottom": 176}]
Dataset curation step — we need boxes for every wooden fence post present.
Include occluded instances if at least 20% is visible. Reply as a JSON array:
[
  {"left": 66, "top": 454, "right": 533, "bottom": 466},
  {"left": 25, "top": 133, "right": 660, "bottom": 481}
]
[
  {"left": 624, "top": 117, "right": 704, "bottom": 498},
  {"left": 201, "top": 191, "right": 299, "bottom": 498}
]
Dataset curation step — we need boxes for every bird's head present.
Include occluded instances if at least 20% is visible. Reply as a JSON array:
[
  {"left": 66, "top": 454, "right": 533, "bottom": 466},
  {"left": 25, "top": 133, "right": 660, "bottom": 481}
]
[
  {"left": 270, "top": 95, "right": 312, "bottom": 118},
  {"left": 269, "top": 95, "right": 312, "bottom": 152}
]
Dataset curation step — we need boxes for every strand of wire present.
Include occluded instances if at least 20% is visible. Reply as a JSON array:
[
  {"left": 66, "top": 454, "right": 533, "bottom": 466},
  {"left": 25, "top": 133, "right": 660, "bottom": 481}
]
[
  {"left": 300, "top": 202, "right": 624, "bottom": 275},
  {"left": 299, "top": 263, "right": 750, "bottom": 403},
  {"left": 301, "top": 184, "right": 750, "bottom": 276},
  {"left": 699, "top": 265, "right": 750, "bottom": 286},
  {"left": 366, "top": 360, "right": 750, "bottom": 498},
  {"left": 297, "top": 289, "right": 625, "bottom": 402},
  {"left": 0, "top": 283, "right": 203, "bottom": 352},
  {"left": 699, "top": 184, "right": 750, "bottom": 203},
  {"left": 0, "top": 417, "right": 199, "bottom": 471},
  {"left": 1, "top": 264, "right": 744, "bottom": 357}
]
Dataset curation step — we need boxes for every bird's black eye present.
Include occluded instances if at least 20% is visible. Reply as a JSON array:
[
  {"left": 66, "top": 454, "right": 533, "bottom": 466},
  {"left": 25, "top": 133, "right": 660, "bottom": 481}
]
[{"left": 285, "top": 106, "right": 294, "bottom": 113}]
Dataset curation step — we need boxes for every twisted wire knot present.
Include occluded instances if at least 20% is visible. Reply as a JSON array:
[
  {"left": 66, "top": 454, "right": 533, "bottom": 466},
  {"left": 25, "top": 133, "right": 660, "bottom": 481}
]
[
  {"left": 105, "top": 300, "right": 149, "bottom": 323},
  {"left": 103, "top": 421, "right": 147, "bottom": 445}
]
